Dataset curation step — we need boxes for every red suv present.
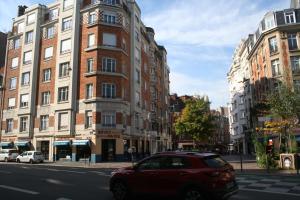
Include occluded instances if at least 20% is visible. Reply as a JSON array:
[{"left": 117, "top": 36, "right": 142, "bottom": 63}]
[{"left": 110, "top": 152, "right": 238, "bottom": 200}]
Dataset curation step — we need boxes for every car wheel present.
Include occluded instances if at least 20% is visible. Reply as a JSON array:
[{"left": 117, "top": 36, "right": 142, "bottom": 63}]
[
  {"left": 16, "top": 159, "right": 20, "bottom": 163},
  {"left": 29, "top": 159, "right": 34, "bottom": 164},
  {"left": 184, "top": 187, "right": 204, "bottom": 200},
  {"left": 40, "top": 160, "right": 44, "bottom": 163},
  {"left": 112, "top": 181, "right": 129, "bottom": 200},
  {"left": 4, "top": 157, "right": 8, "bottom": 162}
]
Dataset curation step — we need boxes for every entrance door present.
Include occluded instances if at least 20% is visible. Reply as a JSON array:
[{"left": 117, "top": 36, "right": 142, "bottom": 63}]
[
  {"left": 102, "top": 139, "right": 116, "bottom": 161},
  {"left": 76, "top": 146, "right": 91, "bottom": 161},
  {"left": 41, "top": 141, "right": 49, "bottom": 160}
]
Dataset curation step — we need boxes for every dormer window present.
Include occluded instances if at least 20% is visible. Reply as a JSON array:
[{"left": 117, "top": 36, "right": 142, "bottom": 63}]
[{"left": 285, "top": 11, "right": 296, "bottom": 24}]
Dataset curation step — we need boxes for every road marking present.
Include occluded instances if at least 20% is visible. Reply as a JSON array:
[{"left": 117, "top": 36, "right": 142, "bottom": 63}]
[
  {"left": 0, "top": 185, "right": 39, "bottom": 195},
  {"left": 240, "top": 188, "right": 300, "bottom": 197},
  {"left": 0, "top": 170, "right": 11, "bottom": 174},
  {"left": 89, "top": 171, "right": 111, "bottom": 177},
  {"left": 47, "top": 168, "right": 86, "bottom": 174}
]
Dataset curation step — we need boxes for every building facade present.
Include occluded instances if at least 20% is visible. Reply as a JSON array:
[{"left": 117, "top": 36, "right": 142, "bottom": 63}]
[{"left": 0, "top": 0, "right": 171, "bottom": 162}]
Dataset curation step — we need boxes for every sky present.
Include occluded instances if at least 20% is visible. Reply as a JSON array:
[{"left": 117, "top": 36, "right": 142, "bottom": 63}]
[{"left": 0, "top": 0, "right": 291, "bottom": 108}]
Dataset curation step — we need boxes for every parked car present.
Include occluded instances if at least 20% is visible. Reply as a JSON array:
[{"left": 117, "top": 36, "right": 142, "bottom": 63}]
[
  {"left": 0, "top": 149, "right": 19, "bottom": 162},
  {"left": 110, "top": 152, "right": 238, "bottom": 200},
  {"left": 16, "top": 151, "right": 44, "bottom": 164}
]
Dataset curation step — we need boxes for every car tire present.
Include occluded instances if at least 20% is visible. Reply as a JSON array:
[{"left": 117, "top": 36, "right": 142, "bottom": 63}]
[
  {"left": 4, "top": 157, "right": 8, "bottom": 162},
  {"left": 183, "top": 187, "right": 205, "bottom": 200},
  {"left": 16, "top": 159, "right": 20, "bottom": 163},
  {"left": 29, "top": 159, "right": 34, "bottom": 164},
  {"left": 40, "top": 160, "right": 44, "bottom": 163},
  {"left": 111, "top": 181, "right": 130, "bottom": 200}
]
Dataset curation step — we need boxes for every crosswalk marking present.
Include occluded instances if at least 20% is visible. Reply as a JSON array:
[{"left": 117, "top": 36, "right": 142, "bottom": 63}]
[{"left": 0, "top": 185, "right": 39, "bottom": 195}]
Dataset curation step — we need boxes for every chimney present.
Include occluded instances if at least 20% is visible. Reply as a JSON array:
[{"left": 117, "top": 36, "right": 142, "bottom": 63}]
[
  {"left": 18, "top": 5, "right": 28, "bottom": 17},
  {"left": 291, "top": 0, "right": 300, "bottom": 8}
]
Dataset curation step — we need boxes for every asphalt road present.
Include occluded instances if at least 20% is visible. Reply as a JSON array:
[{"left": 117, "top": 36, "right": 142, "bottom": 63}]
[{"left": 1, "top": 162, "right": 300, "bottom": 200}]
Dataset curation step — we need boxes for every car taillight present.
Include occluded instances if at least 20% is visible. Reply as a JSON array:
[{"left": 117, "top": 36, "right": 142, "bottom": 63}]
[{"left": 205, "top": 171, "right": 220, "bottom": 177}]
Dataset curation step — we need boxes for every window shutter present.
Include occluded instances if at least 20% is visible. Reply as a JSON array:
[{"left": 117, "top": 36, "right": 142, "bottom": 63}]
[{"left": 8, "top": 98, "right": 15, "bottom": 107}]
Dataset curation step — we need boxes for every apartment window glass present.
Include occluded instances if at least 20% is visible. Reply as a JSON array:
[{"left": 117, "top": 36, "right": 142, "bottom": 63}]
[
  {"left": 103, "top": 0, "right": 116, "bottom": 5},
  {"left": 269, "top": 37, "right": 277, "bottom": 54},
  {"left": 11, "top": 57, "right": 19, "bottom": 68},
  {"left": 62, "top": 17, "right": 72, "bottom": 31},
  {"left": 104, "top": 13, "right": 116, "bottom": 24},
  {"left": 47, "top": 26, "right": 55, "bottom": 39},
  {"left": 10, "top": 77, "right": 17, "bottom": 89},
  {"left": 25, "top": 31, "right": 33, "bottom": 44},
  {"left": 58, "top": 87, "right": 69, "bottom": 102},
  {"left": 102, "top": 83, "right": 116, "bottom": 98},
  {"left": 44, "top": 46, "right": 53, "bottom": 59},
  {"left": 43, "top": 68, "right": 51, "bottom": 82},
  {"left": 87, "top": 59, "right": 93, "bottom": 72},
  {"left": 103, "top": 33, "right": 116, "bottom": 47},
  {"left": 17, "top": 22, "right": 24, "bottom": 34},
  {"left": 285, "top": 12, "right": 296, "bottom": 24},
  {"left": 291, "top": 56, "right": 300, "bottom": 72},
  {"left": 14, "top": 38, "right": 20, "bottom": 49},
  {"left": 40, "top": 115, "right": 49, "bottom": 130},
  {"left": 23, "top": 51, "right": 32, "bottom": 64},
  {"left": 63, "top": 0, "right": 73, "bottom": 9},
  {"left": 89, "top": 12, "right": 96, "bottom": 24},
  {"left": 20, "top": 94, "right": 29, "bottom": 108},
  {"left": 27, "top": 13, "right": 36, "bottom": 24},
  {"left": 20, "top": 116, "right": 28, "bottom": 132},
  {"left": 59, "top": 62, "right": 70, "bottom": 77},
  {"left": 135, "top": 69, "right": 140, "bottom": 83},
  {"left": 88, "top": 34, "right": 95, "bottom": 47},
  {"left": 6, "top": 119, "right": 13, "bottom": 132},
  {"left": 294, "top": 80, "right": 300, "bottom": 91},
  {"left": 102, "top": 112, "right": 116, "bottom": 127},
  {"left": 102, "top": 58, "right": 116, "bottom": 72},
  {"left": 271, "top": 59, "right": 281, "bottom": 76},
  {"left": 135, "top": 91, "right": 140, "bottom": 106},
  {"left": 288, "top": 33, "right": 298, "bottom": 50},
  {"left": 61, "top": 39, "right": 71, "bottom": 53},
  {"left": 49, "top": 8, "right": 58, "bottom": 20},
  {"left": 41, "top": 91, "right": 50, "bottom": 105},
  {"left": 58, "top": 112, "right": 69, "bottom": 130},
  {"left": 86, "top": 84, "right": 93, "bottom": 99},
  {"left": 8, "top": 98, "right": 16, "bottom": 109},
  {"left": 85, "top": 111, "right": 93, "bottom": 128},
  {"left": 21, "top": 72, "right": 30, "bottom": 86}
]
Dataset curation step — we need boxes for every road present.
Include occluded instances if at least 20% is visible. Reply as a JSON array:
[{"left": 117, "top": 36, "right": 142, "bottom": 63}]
[{"left": 1, "top": 163, "right": 300, "bottom": 200}]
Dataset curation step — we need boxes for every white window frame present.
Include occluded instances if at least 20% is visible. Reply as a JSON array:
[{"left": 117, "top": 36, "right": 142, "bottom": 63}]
[
  {"left": 25, "top": 31, "right": 33, "bottom": 44},
  {"left": 102, "top": 57, "right": 116, "bottom": 72},
  {"left": 87, "top": 58, "right": 94, "bottom": 73},
  {"left": 291, "top": 56, "right": 300, "bottom": 72},
  {"left": 8, "top": 98, "right": 16, "bottom": 110},
  {"left": 58, "top": 112, "right": 69, "bottom": 130},
  {"left": 85, "top": 111, "right": 93, "bottom": 128},
  {"left": 62, "top": 17, "right": 72, "bottom": 31},
  {"left": 10, "top": 77, "right": 17, "bottom": 90},
  {"left": 20, "top": 94, "right": 29, "bottom": 108},
  {"left": 60, "top": 38, "right": 71, "bottom": 54},
  {"left": 88, "top": 33, "right": 95, "bottom": 47},
  {"left": 41, "top": 91, "right": 50, "bottom": 105},
  {"left": 6, "top": 119, "right": 14, "bottom": 133},
  {"left": 88, "top": 11, "right": 96, "bottom": 24},
  {"left": 288, "top": 33, "right": 298, "bottom": 50},
  {"left": 40, "top": 115, "right": 49, "bottom": 131},
  {"left": 20, "top": 116, "right": 28, "bottom": 132},
  {"left": 27, "top": 13, "right": 36, "bottom": 25},
  {"left": 58, "top": 87, "right": 69, "bottom": 102},
  {"left": 102, "top": 112, "right": 116, "bottom": 127},
  {"left": 17, "top": 22, "right": 24, "bottom": 34},
  {"left": 86, "top": 84, "right": 93, "bottom": 99},
  {"left": 271, "top": 59, "right": 281, "bottom": 76},
  {"left": 11, "top": 57, "right": 19, "bottom": 69},
  {"left": 14, "top": 38, "right": 20, "bottom": 49},
  {"left": 23, "top": 51, "right": 32, "bottom": 65},
  {"left": 285, "top": 11, "right": 296, "bottom": 24},
  {"left": 104, "top": 13, "right": 116, "bottom": 24},
  {"left": 102, "top": 83, "right": 116, "bottom": 98},
  {"left": 63, "top": 0, "right": 73, "bottom": 10},
  {"left": 44, "top": 46, "right": 53, "bottom": 59},
  {"left": 47, "top": 26, "right": 55, "bottom": 39},
  {"left": 59, "top": 62, "right": 70, "bottom": 77},
  {"left": 21, "top": 72, "right": 30, "bottom": 86},
  {"left": 43, "top": 68, "right": 51, "bottom": 82},
  {"left": 103, "top": 33, "right": 116, "bottom": 47},
  {"left": 49, "top": 8, "right": 59, "bottom": 21}
]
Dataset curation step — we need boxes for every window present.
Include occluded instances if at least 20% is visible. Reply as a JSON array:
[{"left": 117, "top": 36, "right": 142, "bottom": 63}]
[
  {"left": 102, "top": 58, "right": 116, "bottom": 72},
  {"left": 88, "top": 34, "right": 95, "bottom": 47},
  {"left": 103, "top": 33, "right": 116, "bottom": 47},
  {"left": 203, "top": 156, "right": 229, "bottom": 168},
  {"left": 91, "top": 0, "right": 100, "bottom": 4},
  {"left": 135, "top": 69, "right": 140, "bottom": 83},
  {"left": 44, "top": 46, "right": 53, "bottom": 59},
  {"left": 102, "top": 83, "right": 116, "bottom": 98},
  {"left": 25, "top": 31, "right": 33, "bottom": 44},
  {"left": 104, "top": 13, "right": 116, "bottom": 24},
  {"left": 138, "top": 157, "right": 164, "bottom": 170},
  {"left": 294, "top": 80, "right": 300, "bottom": 91},
  {"left": 89, "top": 11, "right": 96, "bottom": 24},
  {"left": 49, "top": 8, "right": 58, "bottom": 20},
  {"left": 20, "top": 116, "right": 28, "bottom": 132},
  {"left": 102, "top": 112, "right": 116, "bottom": 127},
  {"left": 41, "top": 91, "right": 50, "bottom": 105},
  {"left": 265, "top": 16, "right": 275, "bottom": 30},
  {"left": 85, "top": 111, "right": 93, "bottom": 128},
  {"left": 285, "top": 12, "right": 296, "bottom": 24},
  {"left": 9, "top": 77, "right": 17, "bottom": 89},
  {"left": 27, "top": 13, "right": 36, "bottom": 24},
  {"left": 11, "top": 57, "right": 19, "bottom": 69},
  {"left": 43, "top": 68, "right": 51, "bottom": 82},
  {"left": 20, "top": 94, "right": 29, "bottom": 108},
  {"left": 87, "top": 59, "right": 93, "bottom": 72},
  {"left": 291, "top": 56, "right": 300, "bottom": 73},
  {"left": 86, "top": 84, "right": 93, "bottom": 99},
  {"left": 17, "top": 22, "right": 24, "bottom": 34},
  {"left": 47, "top": 26, "right": 55, "bottom": 39},
  {"left": 62, "top": 17, "right": 72, "bottom": 31},
  {"left": 21, "top": 72, "right": 30, "bottom": 86},
  {"left": 23, "top": 51, "right": 32, "bottom": 65},
  {"left": 58, "top": 112, "right": 69, "bottom": 130},
  {"left": 8, "top": 98, "right": 16, "bottom": 109},
  {"left": 59, "top": 62, "right": 70, "bottom": 77},
  {"left": 61, "top": 39, "right": 71, "bottom": 53},
  {"left": 63, "top": 0, "right": 73, "bottom": 9},
  {"left": 40, "top": 115, "right": 49, "bottom": 131},
  {"left": 269, "top": 37, "right": 277, "bottom": 54},
  {"left": 6, "top": 119, "right": 13, "bottom": 132},
  {"left": 271, "top": 59, "right": 281, "bottom": 76},
  {"left": 135, "top": 91, "right": 140, "bottom": 106},
  {"left": 58, "top": 87, "right": 69, "bottom": 102},
  {"left": 103, "top": 0, "right": 116, "bottom": 5},
  {"left": 135, "top": 30, "right": 140, "bottom": 42},
  {"left": 14, "top": 38, "right": 20, "bottom": 49},
  {"left": 288, "top": 33, "right": 298, "bottom": 50}
]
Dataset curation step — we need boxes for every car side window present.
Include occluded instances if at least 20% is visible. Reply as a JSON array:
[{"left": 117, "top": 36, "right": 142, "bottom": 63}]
[
  {"left": 21, "top": 152, "right": 27, "bottom": 156},
  {"left": 138, "top": 157, "right": 163, "bottom": 170},
  {"left": 161, "top": 157, "right": 190, "bottom": 169},
  {"left": 28, "top": 152, "right": 32, "bottom": 156}
]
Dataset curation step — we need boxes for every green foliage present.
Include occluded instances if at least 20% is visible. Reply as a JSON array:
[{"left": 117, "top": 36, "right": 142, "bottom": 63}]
[{"left": 174, "top": 97, "right": 214, "bottom": 142}]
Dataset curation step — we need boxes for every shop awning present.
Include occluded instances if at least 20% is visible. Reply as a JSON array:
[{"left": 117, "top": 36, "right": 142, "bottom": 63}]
[
  {"left": 15, "top": 141, "right": 30, "bottom": 147},
  {"left": 0, "top": 142, "right": 13, "bottom": 147},
  {"left": 53, "top": 140, "right": 71, "bottom": 146},
  {"left": 72, "top": 140, "right": 90, "bottom": 146}
]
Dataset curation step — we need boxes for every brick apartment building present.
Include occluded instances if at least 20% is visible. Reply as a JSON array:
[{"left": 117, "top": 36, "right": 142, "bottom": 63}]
[{"left": 0, "top": 0, "right": 171, "bottom": 163}]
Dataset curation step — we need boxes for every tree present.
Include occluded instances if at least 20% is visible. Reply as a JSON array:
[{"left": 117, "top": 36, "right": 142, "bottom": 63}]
[{"left": 174, "top": 97, "right": 214, "bottom": 143}]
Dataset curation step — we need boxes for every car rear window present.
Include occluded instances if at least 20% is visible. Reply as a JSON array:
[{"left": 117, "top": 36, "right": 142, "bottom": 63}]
[{"left": 203, "top": 156, "right": 228, "bottom": 168}]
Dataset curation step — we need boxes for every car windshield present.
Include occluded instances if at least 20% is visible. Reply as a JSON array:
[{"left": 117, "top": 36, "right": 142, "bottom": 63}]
[{"left": 203, "top": 156, "right": 228, "bottom": 168}]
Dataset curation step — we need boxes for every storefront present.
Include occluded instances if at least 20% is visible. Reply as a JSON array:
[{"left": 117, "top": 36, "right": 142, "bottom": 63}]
[
  {"left": 102, "top": 139, "right": 116, "bottom": 161},
  {"left": 0, "top": 142, "right": 14, "bottom": 149},
  {"left": 40, "top": 141, "right": 50, "bottom": 160},
  {"left": 14, "top": 141, "right": 31, "bottom": 153},
  {"left": 53, "top": 140, "right": 72, "bottom": 161},
  {"left": 72, "top": 140, "right": 91, "bottom": 161}
]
